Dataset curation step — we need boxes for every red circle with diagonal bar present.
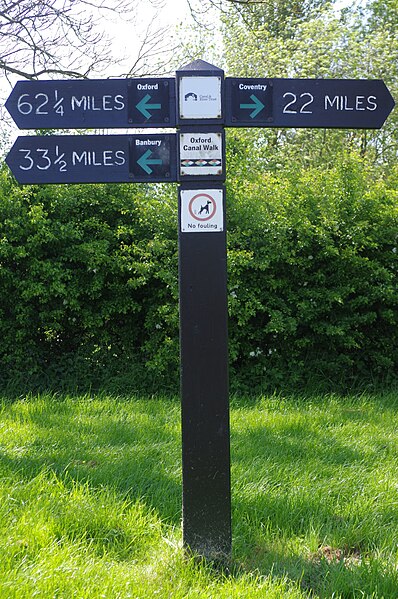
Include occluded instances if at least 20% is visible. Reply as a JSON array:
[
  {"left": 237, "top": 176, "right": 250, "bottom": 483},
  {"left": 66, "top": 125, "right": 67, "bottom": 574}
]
[{"left": 188, "top": 193, "right": 217, "bottom": 221}]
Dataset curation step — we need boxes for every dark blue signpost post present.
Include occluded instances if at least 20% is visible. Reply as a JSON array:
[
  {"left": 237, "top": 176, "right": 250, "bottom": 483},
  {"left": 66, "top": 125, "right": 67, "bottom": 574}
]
[
  {"left": 4, "top": 63, "right": 395, "bottom": 562},
  {"left": 176, "top": 60, "right": 231, "bottom": 559}
]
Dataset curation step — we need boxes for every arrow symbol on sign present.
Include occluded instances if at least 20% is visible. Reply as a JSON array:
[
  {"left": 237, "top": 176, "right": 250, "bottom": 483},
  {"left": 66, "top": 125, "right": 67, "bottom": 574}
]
[
  {"left": 136, "top": 94, "right": 161, "bottom": 119},
  {"left": 137, "top": 149, "right": 163, "bottom": 174},
  {"left": 239, "top": 94, "right": 265, "bottom": 118}
]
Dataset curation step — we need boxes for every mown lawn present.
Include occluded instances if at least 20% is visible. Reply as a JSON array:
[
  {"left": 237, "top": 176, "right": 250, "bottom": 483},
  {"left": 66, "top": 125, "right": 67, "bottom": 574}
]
[{"left": 0, "top": 392, "right": 397, "bottom": 598}]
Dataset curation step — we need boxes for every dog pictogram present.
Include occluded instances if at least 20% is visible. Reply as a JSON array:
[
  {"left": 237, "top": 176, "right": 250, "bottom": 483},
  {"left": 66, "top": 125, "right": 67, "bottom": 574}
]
[
  {"left": 198, "top": 200, "right": 212, "bottom": 215},
  {"left": 188, "top": 193, "right": 216, "bottom": 221}
]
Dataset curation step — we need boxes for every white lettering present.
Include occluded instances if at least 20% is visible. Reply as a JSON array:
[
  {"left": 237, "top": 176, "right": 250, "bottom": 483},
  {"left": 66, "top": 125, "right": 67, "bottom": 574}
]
[
  {"left": 92, "top": 152, "right": 102, "bottom": 165},
  {"left": 102, "top": 96, "right": 113, "bottom": 111},
  {"left": 91, "top": 97, "right": 101, "bottom": 111},
  {"left": 239, "top": 83, "right": 267, "bottom": 91},
  {"left": 71, "top": 94, "right": 126, "bottom": 112},
  {"left": 103, "top": 150, "right": 113, "bottom": 166},
  {"left": 18, "top": 149, "right": 34, "bottom": 170},
  {"left": 72, "top": 150, "right": 126, "bottom": 167},
  {"left": 35, "top": 93, "right": 49, "bottom": 115},
  {"left": 325, "top": 95, "right": 339, "bottom": 110},
  {"left": 137, "top": 83, "right": 159, "bottom": 90},
  {"left": 17, "top": 94, "right": 33, "bottom": 115},
  {"left": 115, "top": 150, "right": 126, "bottom": 165},
  {"left": 356, "top": 96, "right": 365, "bottom": 111},
  {"left": 135, "top": 139, "right": 162, "bottom": 147},
  {"left": 71, "top": 96, "right": 87, "bottom": 111},
  {"left": 344, "top": 96, "right": 354, "bottom": 111},
  {"left": 367, "top": 95, "right": 377, "bottom": 111},
  {"left": 72, "top": 151, "right": 87, "bottom": 165},
  {"left": 114, "top": 95, "right": 125, "bottom": 110},
  {"left": 325, "top": 94, "right": 379, "bottom": 112}
]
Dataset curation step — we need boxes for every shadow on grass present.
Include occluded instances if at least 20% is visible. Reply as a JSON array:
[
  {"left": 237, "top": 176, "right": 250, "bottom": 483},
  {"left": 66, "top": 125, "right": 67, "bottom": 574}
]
[
  {"left": 229, "top": 543, "right": 398, "bottom": 598},
  {"left": 1, "top": 391, "right": 398, "bottom": 595},
  {"left": 0, "top": 394, "right": 182, "bottom": 525},
  {"left": 228, "top": 394, "right": 398, "bottom": 596}
]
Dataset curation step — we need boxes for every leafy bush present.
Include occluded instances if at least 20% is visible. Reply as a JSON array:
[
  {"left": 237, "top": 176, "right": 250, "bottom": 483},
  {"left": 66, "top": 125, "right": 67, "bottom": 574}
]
[
  {"left": 227, "top": 150, "right": 398, "bottom": 390},
  {"left": 0, "top": 171, "right": 180, "bottom": 392},
  {"left": 0, "top": 150, "right": 397, "bottom": 393}
]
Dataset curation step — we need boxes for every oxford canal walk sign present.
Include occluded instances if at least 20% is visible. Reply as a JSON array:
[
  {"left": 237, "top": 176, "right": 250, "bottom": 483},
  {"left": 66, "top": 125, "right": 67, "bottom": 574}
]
[{"left": 179, "top": 132, "right": 224, "bottom": 179}]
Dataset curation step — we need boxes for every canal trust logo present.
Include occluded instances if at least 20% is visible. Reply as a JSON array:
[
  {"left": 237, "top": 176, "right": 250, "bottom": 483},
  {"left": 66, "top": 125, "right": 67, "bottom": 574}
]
[{"left": 179, "top": 76, "right": 222, "bottom": 119}]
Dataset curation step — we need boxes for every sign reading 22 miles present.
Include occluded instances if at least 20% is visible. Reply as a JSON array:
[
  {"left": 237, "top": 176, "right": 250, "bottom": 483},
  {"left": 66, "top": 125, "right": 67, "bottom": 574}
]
[{"left": 225, "top": 78, "right": 395, "bottom": 129}]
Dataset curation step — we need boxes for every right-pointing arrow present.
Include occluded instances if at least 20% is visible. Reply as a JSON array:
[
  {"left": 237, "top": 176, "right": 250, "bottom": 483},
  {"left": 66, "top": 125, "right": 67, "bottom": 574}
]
[{"left": 239, "top": 94, "right": 265, "bottom": 118}]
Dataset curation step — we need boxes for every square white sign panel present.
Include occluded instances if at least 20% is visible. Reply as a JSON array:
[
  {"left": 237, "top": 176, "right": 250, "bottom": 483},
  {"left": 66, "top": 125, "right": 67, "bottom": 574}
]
[
  {"left": 179, "top": 76, "right": 222, "bottom": 120},
  {"left": 180, "top": 132, "right": 223, "bottom": 176},
  {"left": 180, "top": 189, "right": 224, "bottom": 233}
]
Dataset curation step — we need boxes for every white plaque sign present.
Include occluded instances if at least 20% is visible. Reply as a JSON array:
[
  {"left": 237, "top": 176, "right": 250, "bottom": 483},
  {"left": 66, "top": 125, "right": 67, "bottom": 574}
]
[
  {"left": 179, "top": 132, "right": 223, "bottom": 177},
  {"left": 179, "top": 76, "right": 222, "bottom": 120},
  {"left": 180, "top": 189, "right": 224, "bottom": 233}
]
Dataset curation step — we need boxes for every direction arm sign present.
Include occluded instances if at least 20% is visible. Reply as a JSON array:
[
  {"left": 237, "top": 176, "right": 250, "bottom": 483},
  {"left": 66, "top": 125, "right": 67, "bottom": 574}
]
[
  {"left": 5, "top": 78, "right": 176, "bottom": 129},
  {"left": 6, "top": 134, "right": 177, "bottom": 184},
  {"left": 225, "top": 77, "right": 395, "bottom": 128}
]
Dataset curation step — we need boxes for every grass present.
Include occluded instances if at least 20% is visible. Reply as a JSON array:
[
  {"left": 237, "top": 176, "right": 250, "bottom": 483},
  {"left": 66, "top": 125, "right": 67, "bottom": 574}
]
[{"left": 0, "top": 391, "right": 397, "bottom": 597}]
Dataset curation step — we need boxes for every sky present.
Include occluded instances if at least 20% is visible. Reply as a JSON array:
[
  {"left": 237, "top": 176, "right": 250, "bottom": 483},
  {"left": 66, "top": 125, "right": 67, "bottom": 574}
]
[
  {"left": 105, "top": 0, "right": 193, "bottom": 76},
  {"left": 0, "top": 0, "right": 195, "bottom": 144},
  {"left": 1, "top": 0, "right": 354, "bottom": 145}
]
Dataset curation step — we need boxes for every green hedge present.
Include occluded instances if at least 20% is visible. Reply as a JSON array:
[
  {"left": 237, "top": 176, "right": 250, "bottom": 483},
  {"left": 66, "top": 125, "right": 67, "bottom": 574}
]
[
  {"left": 227, "top": 152, "right": 398, "bottom": 390},
  {"left": 0, "top": 152, "right": 397, "bottom": 393},
  {"left": 0, "top": 174, "right": 180, "bottom": 392}
]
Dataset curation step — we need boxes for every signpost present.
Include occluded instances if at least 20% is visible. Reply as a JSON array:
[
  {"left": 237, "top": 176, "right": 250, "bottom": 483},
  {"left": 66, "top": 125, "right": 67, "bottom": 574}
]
[
  {"left": 4, "top": 60, "right": 395, "bottom": 562},
  {"left": 5, "top": 78, "right": 176, "bottom": 129},
  {"left": 225, "top": 77, "right": 395, "bottom": 128},
  {"left": 6, "top": 134, "right": 177, "bottom": 184}
]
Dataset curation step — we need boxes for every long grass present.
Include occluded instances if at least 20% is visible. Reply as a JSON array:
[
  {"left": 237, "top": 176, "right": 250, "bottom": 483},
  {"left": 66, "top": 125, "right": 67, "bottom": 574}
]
[{"left": 0, "top": 392, "right": 397, "bottom": 597}]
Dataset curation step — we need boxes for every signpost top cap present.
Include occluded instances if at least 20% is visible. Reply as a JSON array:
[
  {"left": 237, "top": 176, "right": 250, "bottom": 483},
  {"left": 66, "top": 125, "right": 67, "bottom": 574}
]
[{"left": 177, "top": 59, "right": 224, "bottom": 76}]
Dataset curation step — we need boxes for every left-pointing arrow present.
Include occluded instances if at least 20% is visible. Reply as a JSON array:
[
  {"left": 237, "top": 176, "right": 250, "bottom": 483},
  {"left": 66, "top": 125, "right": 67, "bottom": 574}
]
[
  {"left": 239, "top": 94, "right": 265, "bottom": 118},
  {"left": 136, "top": 94, "right": 162, "bottom": 119},
  {"left": 137, "top": 149, "right": 163, "bottom": 174},
  {"left": 6, "top": 134, "right": 177, "bottom": 184}
]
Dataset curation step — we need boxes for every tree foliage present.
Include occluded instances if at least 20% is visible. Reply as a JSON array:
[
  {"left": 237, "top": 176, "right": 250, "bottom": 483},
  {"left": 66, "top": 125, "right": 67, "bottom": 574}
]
[
  {"left": 219, "top": 1, "right": 397, "bottom": 170},
  {"left": 0, "top": 170, "right": 180, "bottom": 391},
  {"left": 0, "top": 0, "right": 397, "bottom": 395}
]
